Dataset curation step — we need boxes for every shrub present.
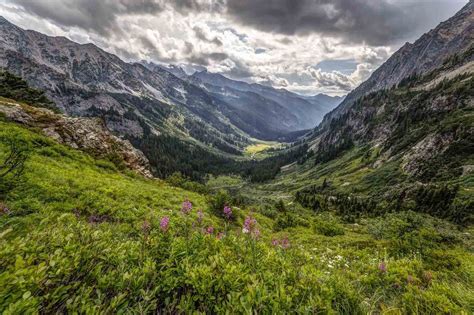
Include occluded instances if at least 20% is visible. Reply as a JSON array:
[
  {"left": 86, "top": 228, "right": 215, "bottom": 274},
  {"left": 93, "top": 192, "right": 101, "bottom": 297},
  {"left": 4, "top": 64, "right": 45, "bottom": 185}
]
[
  {"left": 0, "top": 130, "right": 31, "bottom": 197},
  {"left": 368, "top": 211, "right": 463, "bottom": 256},
  {"left": 313, "top": 213, "right": 345, "bottom": 236},
  {"left": 207, "top": 189, "right": 233, "bottom": 219},
  {"left": 274, "top": 212, "right": 309, "bottom": 231}
]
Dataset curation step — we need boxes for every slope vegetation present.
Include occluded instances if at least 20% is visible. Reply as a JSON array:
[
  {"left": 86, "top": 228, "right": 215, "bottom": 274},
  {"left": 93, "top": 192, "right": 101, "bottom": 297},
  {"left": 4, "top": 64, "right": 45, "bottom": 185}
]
[{"left": 1, "top": 110, "right": 473, "bottom": 313}]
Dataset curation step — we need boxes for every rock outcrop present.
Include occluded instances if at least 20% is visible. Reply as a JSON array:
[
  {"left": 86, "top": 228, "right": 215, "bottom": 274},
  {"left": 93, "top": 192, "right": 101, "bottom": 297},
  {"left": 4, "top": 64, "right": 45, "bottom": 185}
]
[{"left": 0, "top": 99, "right": 152, "bottom": 178}]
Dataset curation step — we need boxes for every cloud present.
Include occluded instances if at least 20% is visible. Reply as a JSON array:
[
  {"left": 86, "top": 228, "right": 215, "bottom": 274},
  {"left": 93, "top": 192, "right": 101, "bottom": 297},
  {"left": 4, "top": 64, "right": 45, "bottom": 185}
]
[
  {"left": 1, "top": 0, "right": 467, "bottom": 96},
  {"left": 192, "top": 25, "right": 223, "bottom": 46},
  {"left": 11, "top": 0, "right": 466, "bottom": 46},
  {"left": 307, "top": 68, "right": 354, "bottom": 92},
  {"left": 224, "top": 0, "right": 417, "bottom": 46},
  {"left": 13, "top": 0, "right": 165, "bottom": 36}
]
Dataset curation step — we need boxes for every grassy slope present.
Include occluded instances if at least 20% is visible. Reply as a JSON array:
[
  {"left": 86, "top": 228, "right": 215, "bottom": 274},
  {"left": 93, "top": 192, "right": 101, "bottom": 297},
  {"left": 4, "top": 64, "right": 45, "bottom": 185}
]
[
  {"left": 0, "top": 119, "right": 473, "bottom": 313},
  {"left": 241, "top": 74, "right": 474, "bottom": 204}
]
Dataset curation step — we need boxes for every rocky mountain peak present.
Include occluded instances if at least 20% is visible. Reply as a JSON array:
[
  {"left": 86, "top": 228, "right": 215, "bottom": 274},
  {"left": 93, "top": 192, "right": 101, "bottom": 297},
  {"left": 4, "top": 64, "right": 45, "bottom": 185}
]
[{"left": 328, "top": 1, "right": 473, "bottom": 117}]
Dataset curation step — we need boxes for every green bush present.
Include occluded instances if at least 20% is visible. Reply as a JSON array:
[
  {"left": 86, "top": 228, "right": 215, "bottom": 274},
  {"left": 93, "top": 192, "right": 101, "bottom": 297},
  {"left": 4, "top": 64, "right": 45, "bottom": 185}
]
[
  {"left": 274, "top": 212, "right": 309, "bottom": 231},
  {"left": 0, "top": 129, "right": 32, "bottom": 197},
  {"left": 313, "top": 213, "right": 345, "bottom": 236},
  {"left": 207, "top": 189, "right": 233, "bottom": 219},
  {"left": 368, "top": 211, "right": 463, "bottom": 256}
]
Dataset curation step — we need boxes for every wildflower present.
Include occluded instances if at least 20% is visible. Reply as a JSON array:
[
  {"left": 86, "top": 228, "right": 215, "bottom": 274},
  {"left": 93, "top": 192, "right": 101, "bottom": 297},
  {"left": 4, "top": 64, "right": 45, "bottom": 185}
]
[
  {"left": 142, "top": 220, "right": 151, "bottom": 234},
  {"left": 272, "top": 239, "right": 280, "bottom": 246},
  {"left": 160, "top": 216, "right": 170, "bottom": 232},
  {"left": 281, "top": 237, "right": 290, "bottom": 249},
  {"left": 223, "top": 205, "right": 232, "bottom": 219},
  {"left": 206, "top": 226, "right": 214, "bottom": 234},
  {"left": 243, "top": 216, "right": 256, "bottom": 232},
  {"left": 378, "top": 262, "right": 387, "bottom": 273},
  {"left": 181, "top": 199, "right": 192, "bottom": 215},
  {"left": 253, "top": 228, "right": 261, "bottom": 239},
  {"left": 0, "top": 203, "right": 11, "bottom": 216},
  {"left": 197, "top": 210, "right": 204, "bottom": 224},
  {"left": 217, "top": 232, "right": 224, "bottom": 239}
]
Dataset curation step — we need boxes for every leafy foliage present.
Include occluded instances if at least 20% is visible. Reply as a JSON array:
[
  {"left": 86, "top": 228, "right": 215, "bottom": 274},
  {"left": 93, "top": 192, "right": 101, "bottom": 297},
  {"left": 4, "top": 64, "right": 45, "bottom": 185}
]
[
  {"left": 0, "top": 129, "right": 31, "bottom": 197},
  {"left": 0, "top": 121, "right": 472, "bottom": 313}
]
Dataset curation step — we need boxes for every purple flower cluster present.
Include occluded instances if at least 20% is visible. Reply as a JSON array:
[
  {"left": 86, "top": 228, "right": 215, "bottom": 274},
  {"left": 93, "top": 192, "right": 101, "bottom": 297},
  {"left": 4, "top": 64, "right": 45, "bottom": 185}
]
[
  {"left": 223, "top": 205, "right": 232, "bottom": 220},
  {"left": 272, "top": 236, "right": 290, "bottom": 249},
  {"left": 242, "top": 216, "right": 260, "bottom": 239},
  {"left": 378, "top": 262, "right": 387, "bottom": 273},
  {"left": 181, "top": 199, "right": 193, "bottom": 215},
  {"left": 0, "top": 203, "right": 11, "bottom": 216},
  {"left": 160, "top": 216, "right": 170, "bottom": 232},
  {"left": 206, "top": 226, "right": 214, "bottom": 234}
]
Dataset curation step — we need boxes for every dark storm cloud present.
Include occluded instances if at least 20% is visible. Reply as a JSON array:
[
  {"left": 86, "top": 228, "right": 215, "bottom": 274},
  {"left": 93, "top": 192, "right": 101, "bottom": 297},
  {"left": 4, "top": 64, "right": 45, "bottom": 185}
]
[
  {"left": 11, "top": 0, "right": 466, "bottom": 46},
  {"left": 225, "top": 0, "right": 421, "bottom": 46},
  {"left": 13, "top": 0, "right": 166, "bottom": 36}
]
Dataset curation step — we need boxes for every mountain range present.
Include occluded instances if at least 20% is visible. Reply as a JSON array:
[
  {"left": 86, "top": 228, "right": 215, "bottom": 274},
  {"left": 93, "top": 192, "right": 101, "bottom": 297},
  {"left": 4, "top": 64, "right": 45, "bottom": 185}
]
[
  {"left": 307, "top": 1, "right": 473, "bottom": 165},
  {"left": 0, "top": 1, "right": 472, "bottom": 185},
  {"left": 0, "top": 16, "right": 341, "bottom": 151}
]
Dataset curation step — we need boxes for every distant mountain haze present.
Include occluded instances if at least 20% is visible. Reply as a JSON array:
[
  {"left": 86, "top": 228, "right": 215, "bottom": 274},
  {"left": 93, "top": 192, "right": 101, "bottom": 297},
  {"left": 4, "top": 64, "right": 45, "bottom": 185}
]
[{"left": 0, "top": 16, "right": 342, "bottom": 148}]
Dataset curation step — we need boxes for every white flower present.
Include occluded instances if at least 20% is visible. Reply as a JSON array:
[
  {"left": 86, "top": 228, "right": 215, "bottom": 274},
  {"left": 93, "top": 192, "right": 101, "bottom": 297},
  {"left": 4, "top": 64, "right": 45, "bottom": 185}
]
[{"left": 242, "top": 228, "right": 250, "bottom": 234}]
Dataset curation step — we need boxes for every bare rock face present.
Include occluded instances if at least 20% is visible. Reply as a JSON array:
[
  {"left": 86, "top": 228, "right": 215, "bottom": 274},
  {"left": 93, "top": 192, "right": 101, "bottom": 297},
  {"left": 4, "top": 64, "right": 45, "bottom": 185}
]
[
  {"left": 304, "top": 2, "right": 474, "bottom": 182},
  {"left": 0, "top": 100, "right": 152, "bottom": 178},
  {"left": 322, "top": 1, "right": 474, "bottom": 119},
  {"left": 402, "top": 132, "right": 455, "bottom": 177}
]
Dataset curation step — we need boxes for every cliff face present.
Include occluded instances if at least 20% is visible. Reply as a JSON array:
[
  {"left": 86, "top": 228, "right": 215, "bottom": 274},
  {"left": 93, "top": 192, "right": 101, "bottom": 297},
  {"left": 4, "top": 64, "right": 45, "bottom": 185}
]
[
  {"left": 0, "top": 98, "right": 152, "bottom": 178},
  {"left": 325, "top": 1, "right": 473, "bottom": 118},
  {"left": 302, "top": 2, "right": 474, "bottom": 181}
]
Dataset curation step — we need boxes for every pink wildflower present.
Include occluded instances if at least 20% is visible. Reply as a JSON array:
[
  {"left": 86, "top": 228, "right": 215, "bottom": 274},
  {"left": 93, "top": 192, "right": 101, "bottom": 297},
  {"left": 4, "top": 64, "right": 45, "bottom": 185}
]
[
  {"left": 272, "top": 239, "right": 280, "bottom": 246},
  {"left": 243, "top": 216, "right": 257, "bottom": 234},
  {"left": 242, "top": 216, "right": 261, "bottom": 239},
  {"left": 160, "top": 216, "right": 170, "bottom": 232},
  {"left": 217, "top": 232, "right": 224, "bottom": 239},
  {"left": 181, "top": 199, "right": 193, "bottom": 215},
  {"left": 197, "top": 210, "right": 204, "bottom": 224},
  {"left": 281, "top": 237, "right": 290, "bottom": 249},
  {"left": 0, "top": 203, "right": 11, "bottom": 216},
  {"left": 253, "top": 228, "right": 261, "bottom": 239},
  {"left": 378, "top": 262, "right": 387, "bottom": 273},
  {"left": 223, "top": 205, "right": 232, "bottom": 219},
  {"left": 206, "top": 226, "right": 214, "bottom": 234}
]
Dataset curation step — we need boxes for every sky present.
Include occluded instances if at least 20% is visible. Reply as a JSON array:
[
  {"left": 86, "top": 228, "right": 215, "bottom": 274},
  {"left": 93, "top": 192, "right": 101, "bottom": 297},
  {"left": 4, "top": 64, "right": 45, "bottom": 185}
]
[{"left": 0, "top": 0, "right": 468, "bottom": 96}]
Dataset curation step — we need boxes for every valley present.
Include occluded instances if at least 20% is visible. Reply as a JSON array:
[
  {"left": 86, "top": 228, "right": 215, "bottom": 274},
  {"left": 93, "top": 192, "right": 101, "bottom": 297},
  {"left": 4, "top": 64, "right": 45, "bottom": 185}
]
[{"left": 0, "top": 1, "right": 473, "bottom": 313}]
